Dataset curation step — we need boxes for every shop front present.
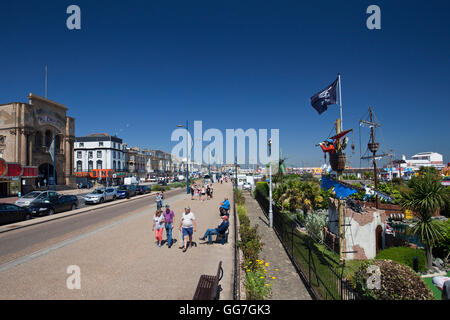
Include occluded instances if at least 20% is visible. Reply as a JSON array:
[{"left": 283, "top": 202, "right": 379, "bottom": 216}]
[
  {"left": 74, "top": 169, "right": 127, "bottom": 187},
  {"left": 0, "top": 158, "right": 38, "bottom": 197}
]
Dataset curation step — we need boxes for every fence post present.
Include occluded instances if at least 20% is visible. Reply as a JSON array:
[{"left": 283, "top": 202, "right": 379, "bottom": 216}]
[
  {"left": 340, "top": 266, "right": 344, "bottom": 300},
  {"left": 291, "top": 224, "right": 294, "bottom": 257},
  {"left": 308, "top": 241, "right": 311, "bottom": 284}
]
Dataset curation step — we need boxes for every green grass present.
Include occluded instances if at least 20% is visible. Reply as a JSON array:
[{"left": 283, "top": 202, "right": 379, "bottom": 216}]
[
  {"left": 375, "top": 247, "right": 427, "bottom": 272},
  {"left": 422, "top": 271, "right": 450, "bottom": 300}
]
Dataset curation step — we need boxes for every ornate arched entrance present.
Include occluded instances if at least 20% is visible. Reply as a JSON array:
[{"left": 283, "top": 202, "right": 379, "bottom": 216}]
[{"left": 38, "top": 163, "right": 57, "bottom": 186}]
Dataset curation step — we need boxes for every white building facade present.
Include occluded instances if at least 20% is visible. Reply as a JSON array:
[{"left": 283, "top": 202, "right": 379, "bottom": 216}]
[
  {"left": 403, "top": 152, "right": 444, "bottom": 170},
  {"left": 74, "top": 133, "right": 126, "bottom": 173}
]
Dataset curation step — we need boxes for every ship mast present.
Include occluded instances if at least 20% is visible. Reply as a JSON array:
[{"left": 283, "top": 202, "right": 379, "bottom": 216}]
[{"left": 360, "top": 107, "right": 388, "bottom": 209}]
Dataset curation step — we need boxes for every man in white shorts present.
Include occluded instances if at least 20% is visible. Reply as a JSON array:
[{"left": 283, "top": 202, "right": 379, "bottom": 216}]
[{"left": 179, "top": 206, "right": 196, "bottom": 252}]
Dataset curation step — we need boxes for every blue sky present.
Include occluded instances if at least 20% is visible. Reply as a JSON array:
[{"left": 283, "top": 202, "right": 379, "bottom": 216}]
[{"left": 0, "top": 0, "right": 449, "bottom": 167}]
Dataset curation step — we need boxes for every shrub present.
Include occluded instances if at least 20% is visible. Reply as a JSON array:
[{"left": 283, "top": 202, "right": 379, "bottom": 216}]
[
  {"left": 433, "top": 219, "right": 450, "bottom": 260},
  {"left": 350, "top": 183, "right": 366, "bottom": 201},
  {"left": 244, "top": 262, "right": 272, "bottom": 300},
  {"left": 234, "top": 188, "right": 245, "bottom": 206},
  {"left": 236, "top": 199, "right": 271, "bottom": 299},
  {"left": 151, "top": 185, "right": 164, "bottom": 191},
  {"left": 254, "top": 182, "right": 269, "bottom": 198},
  {"left": 237, "top": 204, "right": 249, "bottom": 225},
  {"left": 304, "top": 212, "right": 328, "bottom": 243},
  {"left": 239, "top": 223, "right": 264, "bottom": 268},
  {"left": 352, "top": 260, "right": 434, "bottom": 300},
  {"left": 375, "top": 247, "right": 427, "bottom": 272},
  {"left": 169, "top": 182, "right": 186, "bottom": 189}
]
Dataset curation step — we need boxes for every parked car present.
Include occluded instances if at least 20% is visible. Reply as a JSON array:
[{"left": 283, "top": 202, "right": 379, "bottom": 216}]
[
  {"left": 28, "top": 195, "right": 78, "bottom": 217},
  {"left": 116, "top": 185, "right": 137, "bottom": 199},
  {"left": 158, "top": 179, "right": 167, "bottom": 186},
  {"left": 83, "top": 187, "right": 117, "bottom": 204},
  {"left": 77, "top": 181, "right": 93, "bottom": 189},
  {"left": 0, "top": 203, "right": 32, "bottom": 226},
  {"left": 15, "top": 191, "right": 60, "bottom": 207},
  {"left": 242, "top": 182, "right": 252, "bottom": 191},
  {"left": 136, "top": 185, "right": 151, "bottom": 195}
]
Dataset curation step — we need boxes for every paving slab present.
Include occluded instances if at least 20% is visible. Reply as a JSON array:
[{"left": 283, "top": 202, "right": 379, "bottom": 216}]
[
  {"left": 243, "top": 192, "right": 312, "bottom": 300},
  {"left": 0, "top": 181, "right": 234, "bottom": 299}
]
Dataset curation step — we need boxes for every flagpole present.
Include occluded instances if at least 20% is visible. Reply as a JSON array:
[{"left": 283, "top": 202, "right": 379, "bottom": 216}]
[
  {"left": 53, "top": 131, "right": 56, "bottom": 191},
  {"left": 338, "top": 73, "right": 343, "bottom": 131},
  {"left": 45, "top": 65, "right": 47, "bottom": 98}
]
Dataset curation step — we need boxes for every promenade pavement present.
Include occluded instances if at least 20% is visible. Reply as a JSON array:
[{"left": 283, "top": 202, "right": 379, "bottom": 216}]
[
  {"left": 243, "top": 192, "right": 312, "bottom": 300},
  {"left": 0, "top": 181, "right": 234, "bottom": 299}
]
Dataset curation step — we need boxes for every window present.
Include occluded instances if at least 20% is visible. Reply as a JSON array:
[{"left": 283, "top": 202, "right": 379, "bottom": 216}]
[
  {"left": 97, "top": 151, "right": 102, "bottom": 158},
  {"left": 76, "top": 161, "right": 82, "bottom": 172},
  {"left": 88, "top": 161, "right": 93, "bottom": 171},
  {"left": 88, "top": 151, "right": 93, "bottom": 159},
  {"left": 45, "top": 130, "right": 53, "bottom": 148},
  {"left": 35, "top": 132, "right": 43, "bottom": 147},
  {"left": 55, "top": 135, "right": 61, "bottom": 152},
  {"left": 99, "top": 142, "right": 104, "bottom": 147},
  {"left": 77, "top": 151, "right": 82, "bottom": 159},
  {"left": 96, "top": 160, "right": 102, "bottom": 170},
  {"left": 79, "top": 142, "right": 84, "bottom": 147},
  {"left": 113, "top": 161, "right": 116, "bottom": 170}
]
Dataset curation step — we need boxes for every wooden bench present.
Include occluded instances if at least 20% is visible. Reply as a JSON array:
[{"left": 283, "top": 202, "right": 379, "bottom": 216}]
[
  {"left": 193, "top": 261, "right": 223, "bottom": 300},
  {"left": 215, "top": 231, "right": 229, "bottom": 245}
]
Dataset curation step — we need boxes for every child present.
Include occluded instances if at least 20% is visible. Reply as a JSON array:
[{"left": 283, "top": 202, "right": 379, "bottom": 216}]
[
  {"left": 194, "top": 186, "right": 199, "bottom": 200},
  {"left": 152, "top": 210, "right": 165, "bottom": 247}
]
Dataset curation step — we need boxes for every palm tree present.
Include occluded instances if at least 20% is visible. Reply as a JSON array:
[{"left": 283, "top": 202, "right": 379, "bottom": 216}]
[
  {"left": 277, "top": 180, "right": 323, "bottom": 214},
  {"left": 278, "top": 149, "right": 287, "bottom": 185},
  {"left": 400, "top": 168, "right": 449, "bottom": 269}
]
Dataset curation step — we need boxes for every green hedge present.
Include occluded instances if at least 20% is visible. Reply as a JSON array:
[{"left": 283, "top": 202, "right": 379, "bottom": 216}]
[
  {"left": 234, "top": 188, "right": 245, "bottom": 206},
  {"left": 254, "top": 181, "right": 269, "bottom": 198},
  {"left": 375, "top": 247, "right": 427, "bottom": 273},
  {"left": 151, "top": 185, "right": 170, "bottom": 191},
  {"left": 168, "top": 182, "right": 186, "bottom": 189}
]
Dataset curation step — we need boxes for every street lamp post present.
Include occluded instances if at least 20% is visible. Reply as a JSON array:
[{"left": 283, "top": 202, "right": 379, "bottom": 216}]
[
  {"left": 178, "top": 121, "right": 190, "bottom": 194},
  {"left": 268, "top": 139, "right": 273, "bottom": 228}
]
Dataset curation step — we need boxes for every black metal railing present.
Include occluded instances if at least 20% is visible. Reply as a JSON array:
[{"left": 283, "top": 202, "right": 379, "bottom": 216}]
[{"left": 254, "top": 189, "right": 364, "bottom": 300}]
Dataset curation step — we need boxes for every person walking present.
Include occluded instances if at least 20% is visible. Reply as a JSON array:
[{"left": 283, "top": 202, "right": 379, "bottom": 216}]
[
  {"left": 190, "top": 184, "right": 194, "bottom": 200},
  {"left": 152, "top": 209, "right": 165, "bottom": 247},
  {"left": 199, "top": 215, "right": 229, "bottom": 244},
  {"left": 179, "top": 206, "right": 196, "bottom": 252},
  {"left": 163, "top": 204, "right": 175, "bottom": 248},
  {"left": 201, "top": 186, "right": 206, "bottom": 202},
  {"left": 194, "top": 186, "right": 199, "bottom": 200},
  {"left": 206, "top": 185, "right": 211, "bottom": 200},
  {"left": 156, "top": 193, "right": 163, "bottom": 210}
]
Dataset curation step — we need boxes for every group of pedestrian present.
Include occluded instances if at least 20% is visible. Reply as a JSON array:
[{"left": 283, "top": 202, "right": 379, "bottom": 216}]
[
  {"left": 152, "top": 197, "right": 232, "bottom": 251},
  {"left": 152, "top": 204, "right": 174, "bottom": 248},
  {"left": 152, "top": 205, "right": 197, "bottom": 252},
  {"left": 190, "top": 184, "right": 213, "bottom": 201}
]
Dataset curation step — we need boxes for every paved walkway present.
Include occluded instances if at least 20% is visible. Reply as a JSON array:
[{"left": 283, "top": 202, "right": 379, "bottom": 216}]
[
  {"left": 0, "top": 181, "right": 234, "bottom": 299},
  {"left": 243, "top": 192, "right": 312, "bottom": 300}
]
